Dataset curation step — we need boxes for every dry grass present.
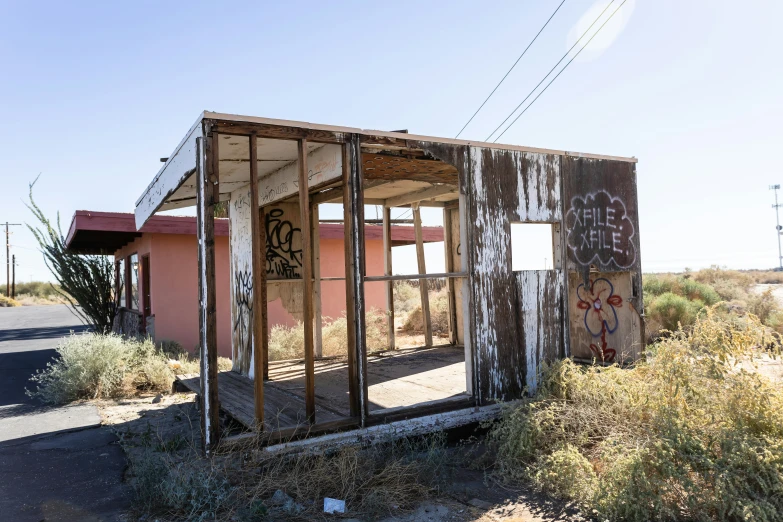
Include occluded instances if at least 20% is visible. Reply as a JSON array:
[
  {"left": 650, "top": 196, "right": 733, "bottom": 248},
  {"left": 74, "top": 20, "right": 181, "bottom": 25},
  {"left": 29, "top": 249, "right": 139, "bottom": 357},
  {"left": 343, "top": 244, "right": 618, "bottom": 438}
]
[
  {"left": 26, "top": 334, "right": 231, "bottom": 404},
  {"left": 268, "top": 308, "right": 389, "bottom": 361},
  {"left": 129, "top": 426, "right": 447, "bottom": 521},
  {"left": 489, "top": 308, "right": 783, "bottom": 521},
  {"left": 0, "top": 281, "right": 69, "bottom": 305},
  {"left": 0, "top": 295, "right": 21, "bottom": 307},
  {"left": 401, "top": 288, "right": 450, "bottom": 337}
]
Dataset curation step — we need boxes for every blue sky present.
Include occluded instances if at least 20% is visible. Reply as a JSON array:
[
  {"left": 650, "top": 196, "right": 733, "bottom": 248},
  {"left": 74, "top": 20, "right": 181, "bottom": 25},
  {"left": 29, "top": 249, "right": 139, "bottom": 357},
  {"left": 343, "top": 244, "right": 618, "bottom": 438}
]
[{"left": 1, "top": 0, "right": 782, "bottom": 282}]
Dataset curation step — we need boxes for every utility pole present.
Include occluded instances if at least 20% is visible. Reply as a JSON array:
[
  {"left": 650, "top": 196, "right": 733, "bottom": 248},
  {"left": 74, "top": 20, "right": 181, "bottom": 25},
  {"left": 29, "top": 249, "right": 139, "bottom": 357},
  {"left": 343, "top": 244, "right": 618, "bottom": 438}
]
[
  {"left": 771, "top": 186, "right": 783, "bottom": 271},
  {"left": 3, "top": 222, "right": 22, "bottom": 297},
  {"left": 11, "top": 255, "right": 15, "bottom": 299}
]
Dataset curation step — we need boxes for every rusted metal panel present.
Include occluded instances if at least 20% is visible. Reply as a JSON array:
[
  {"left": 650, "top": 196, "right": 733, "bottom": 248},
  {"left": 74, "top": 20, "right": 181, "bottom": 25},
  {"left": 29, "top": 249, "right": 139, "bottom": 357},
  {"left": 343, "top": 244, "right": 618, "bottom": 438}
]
[{"left": 516, "top": 270, "right": 564, "bottom": 393}]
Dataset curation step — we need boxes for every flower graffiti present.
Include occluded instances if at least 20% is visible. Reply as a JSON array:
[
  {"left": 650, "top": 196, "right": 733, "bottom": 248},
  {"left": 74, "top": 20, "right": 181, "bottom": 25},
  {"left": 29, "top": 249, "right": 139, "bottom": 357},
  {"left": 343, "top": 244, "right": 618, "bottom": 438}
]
[{"left": 577, "top": 278, "right": 623, "bottom": 362}]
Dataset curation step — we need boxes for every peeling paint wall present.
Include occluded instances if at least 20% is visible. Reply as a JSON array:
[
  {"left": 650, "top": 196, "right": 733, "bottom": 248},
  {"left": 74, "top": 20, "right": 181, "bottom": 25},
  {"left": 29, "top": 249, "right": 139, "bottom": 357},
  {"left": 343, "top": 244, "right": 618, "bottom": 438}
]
[{"left": 229, "top": 185, "right": 254, "bottom": 375}]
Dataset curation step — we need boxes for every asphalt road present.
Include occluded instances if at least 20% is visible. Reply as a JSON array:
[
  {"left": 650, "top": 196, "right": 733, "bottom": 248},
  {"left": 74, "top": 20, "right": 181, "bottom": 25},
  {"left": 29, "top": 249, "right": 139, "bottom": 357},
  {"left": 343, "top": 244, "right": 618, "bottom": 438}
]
[{"left": 0, "top": 305, "right": 130, "bottom": 521}]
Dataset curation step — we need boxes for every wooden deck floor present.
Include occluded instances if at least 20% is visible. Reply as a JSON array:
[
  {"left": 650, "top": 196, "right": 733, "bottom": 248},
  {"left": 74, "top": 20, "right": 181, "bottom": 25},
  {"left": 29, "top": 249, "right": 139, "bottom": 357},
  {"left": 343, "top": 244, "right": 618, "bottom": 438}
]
[
  {"left": 177, "top": 371, "right": 344, "bottom": 430},
  {"left": 177, "top": 345, "right": 468, "bottom": 430}
]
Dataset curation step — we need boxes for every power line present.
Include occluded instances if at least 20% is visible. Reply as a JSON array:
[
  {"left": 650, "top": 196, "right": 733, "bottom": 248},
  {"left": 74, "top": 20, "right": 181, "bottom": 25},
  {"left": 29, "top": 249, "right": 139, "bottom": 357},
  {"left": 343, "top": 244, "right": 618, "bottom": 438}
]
[
  {"left": 454, "top": 0, "right": 567, "bottom": 139},
  {"left": 493, "top": 0, "right": 627, "bottom": 142},
  {"left": 485, "top": 0, "right": 618, "bottom": 142}
]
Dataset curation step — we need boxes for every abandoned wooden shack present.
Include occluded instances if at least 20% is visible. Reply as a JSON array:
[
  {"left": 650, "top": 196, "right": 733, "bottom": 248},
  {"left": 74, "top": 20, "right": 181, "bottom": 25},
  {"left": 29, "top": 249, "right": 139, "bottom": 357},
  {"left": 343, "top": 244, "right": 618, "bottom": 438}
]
[{"left": 134, "top": 111, "right": 644, "bottom": 453}]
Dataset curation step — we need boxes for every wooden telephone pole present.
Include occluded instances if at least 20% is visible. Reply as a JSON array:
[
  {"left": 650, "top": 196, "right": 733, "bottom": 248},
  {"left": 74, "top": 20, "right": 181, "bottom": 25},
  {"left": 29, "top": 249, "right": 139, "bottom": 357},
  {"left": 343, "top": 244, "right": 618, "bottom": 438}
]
[{"left": 4, "top": 222, "right": 21, "bottom": 297}]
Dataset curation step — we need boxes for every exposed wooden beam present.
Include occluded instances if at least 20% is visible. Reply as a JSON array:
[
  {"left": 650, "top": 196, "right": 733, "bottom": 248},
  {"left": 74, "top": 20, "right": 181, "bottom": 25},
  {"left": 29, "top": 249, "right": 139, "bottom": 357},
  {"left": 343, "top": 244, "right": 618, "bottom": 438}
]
[
  {"left": 382, "top": 207, "right": 395, "bottom": 351},
  {"left": 312, "top": 202, "right": 323, "bottom": 359},
  {"left": 298, "top": 139, "right": 316, "bottom": 424},
  {"left": 196, "top": 134, "right": 220, "bottom": 454},
  {"left": 413, "top": 204, "right": 432, "bottom": 347},
  {"left": 384, "top": 184, "right": 457, "bottom": 208},
  {"left": 364, "top": 272, "right": 467, "bottom": 283},
  {"left": 249, "top": 134, "right": 265, "bottom": 426},
  {"left": 343, "top": 134, "right": 368, "bottom": 423},
  {"left": 443, "top": 208, "right": 458, "bottom": 345}
]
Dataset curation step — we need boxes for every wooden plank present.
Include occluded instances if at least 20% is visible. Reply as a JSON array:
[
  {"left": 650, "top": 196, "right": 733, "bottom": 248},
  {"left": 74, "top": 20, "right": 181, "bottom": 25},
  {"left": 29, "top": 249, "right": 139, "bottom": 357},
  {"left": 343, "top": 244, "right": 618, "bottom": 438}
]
[
  {"left": 343, "top": 134, "right": 368, "bottom": 423},
  {"left": 382, "top": 207, "right": 395, "bottom": 350},
  {"left": 364, "top": 272, "right": 466, "bottom": 282},
  {"left": 196, "top": 132, "right": 220, "bottom": 454},
  {"left": 384, "top": 184, "right": 457, "bottom": 208},
  {"left": 298, "top": 139, "right": 316, "bottom": 424},
  {"left": 413, "top": 204, "right": 432, "bottom": 347},
  {"left": 135, "top": 118, "right": 202, "bottom": 228},
  {"left": 312, "top": 203, "right": 323, "bottom": 358},
  {"left": 362, "top": 153, "right": 459, "bottom": 184},
  {"left": 249, "top": 133, "right": 265, "bottom": 425},
  {"left": 256, "top": 143, "right": 342, "bottom": 207},
  {"left": 443, "top": 208, "right": 458, "bottom": 345}
]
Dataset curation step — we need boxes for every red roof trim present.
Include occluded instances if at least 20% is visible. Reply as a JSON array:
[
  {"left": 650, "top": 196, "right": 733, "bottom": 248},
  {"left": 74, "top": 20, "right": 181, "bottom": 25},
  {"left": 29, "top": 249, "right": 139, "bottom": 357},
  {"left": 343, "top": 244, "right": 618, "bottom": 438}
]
[{"left": 65, "top": 211, "right": 443, "bottom": 249}]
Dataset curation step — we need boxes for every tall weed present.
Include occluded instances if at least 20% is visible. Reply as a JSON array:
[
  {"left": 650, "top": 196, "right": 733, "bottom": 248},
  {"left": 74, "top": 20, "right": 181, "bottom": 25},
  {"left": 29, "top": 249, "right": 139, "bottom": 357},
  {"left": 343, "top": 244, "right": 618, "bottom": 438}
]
[{"left": 489, "top": 309, "right": 783, "bottom": 521}]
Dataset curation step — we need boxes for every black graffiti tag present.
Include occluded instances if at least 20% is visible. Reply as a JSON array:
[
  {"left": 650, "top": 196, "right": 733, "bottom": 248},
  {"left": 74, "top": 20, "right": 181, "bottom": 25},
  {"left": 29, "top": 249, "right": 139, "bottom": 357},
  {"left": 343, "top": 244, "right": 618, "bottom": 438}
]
[
  {"left": 565, "top": 191, "right": 635, "bottom": 269},
  {"left": 265, "top": 208, "right": 302, "bottom": 279},
  {"left": 233, "top": 269, "right": 253, "bottom": 356}
]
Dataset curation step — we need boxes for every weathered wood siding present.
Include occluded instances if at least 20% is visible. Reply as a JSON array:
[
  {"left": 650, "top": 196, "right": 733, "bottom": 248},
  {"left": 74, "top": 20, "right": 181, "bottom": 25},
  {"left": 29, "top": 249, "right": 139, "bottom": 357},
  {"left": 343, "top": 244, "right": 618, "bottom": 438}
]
[
  {"left": 230, "top": 189, "right": 305, "bottom": 376},
  {"left": 516, "top": 270, "right": 564, "bottom": 392},
  {"left": 229, "top": 185, "right": 255, "bottom": 375},
  {"left": 562, "top": 158, "right": 644, "bottom": 363},
  {"left": 466, "top": 148, "right": 562, "bottom": 401}
]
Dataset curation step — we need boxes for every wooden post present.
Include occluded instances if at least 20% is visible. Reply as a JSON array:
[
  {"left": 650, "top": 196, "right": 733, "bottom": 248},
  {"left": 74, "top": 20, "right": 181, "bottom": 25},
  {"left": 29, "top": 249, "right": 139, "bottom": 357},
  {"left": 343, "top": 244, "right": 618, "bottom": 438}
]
[
  {"left": 343, "top": 134, "right": 368, "bottom": 423},
  {"left": 443, "top": 208, "right": 458, "bottom": 345},
  {"left": 196, "top": 133, "right": 220, "bottom": 454},
  {"left": 249, "top": 134, "right": 265, "bottom": 427},
  {"left": 382, "top": 207, "right": 395, "bottom": 350},
  {"left": 260, "top": 206, "right": 269, "bottom": 382},
  {"left": 412, "top": 204, "right": 432, "bottom": 347},
  {"left": 298, "top": 139, "right": 316, "bottom": 424},
  {"left": 311, "top": 203, "right": 323, "bottom": 359}
]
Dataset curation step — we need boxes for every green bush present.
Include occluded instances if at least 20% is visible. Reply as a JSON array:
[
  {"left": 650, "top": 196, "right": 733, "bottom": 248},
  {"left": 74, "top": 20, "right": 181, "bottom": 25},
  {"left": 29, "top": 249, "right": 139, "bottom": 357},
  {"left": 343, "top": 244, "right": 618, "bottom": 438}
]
[
  {"left": 27, "top": 333, "right": 175, "bottom": 403},
  {"left": 0, "top": 281, "right": 63, "bottom": 299},
  {"left": 647, "top": 292, "right": 704, "bottom": 331},
  {"left": 488, "top": 309, "right": 783, "bottom": 521}
]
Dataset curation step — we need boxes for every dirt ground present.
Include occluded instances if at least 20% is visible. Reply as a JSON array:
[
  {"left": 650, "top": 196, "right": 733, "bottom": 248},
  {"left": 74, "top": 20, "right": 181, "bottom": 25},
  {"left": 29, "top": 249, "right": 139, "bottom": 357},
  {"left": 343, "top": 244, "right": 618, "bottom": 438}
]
[{"left": 97, "top": 392, "right": 581, "bottom": 522}]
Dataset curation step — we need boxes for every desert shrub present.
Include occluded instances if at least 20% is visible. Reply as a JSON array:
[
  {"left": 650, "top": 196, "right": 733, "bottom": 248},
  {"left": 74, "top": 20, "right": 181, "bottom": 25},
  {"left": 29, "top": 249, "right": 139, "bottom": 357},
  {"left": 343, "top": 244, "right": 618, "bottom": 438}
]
[
  {"left": 27, "top": 333, "right": 175, "bottom": 403},
  {"left": 647, "top": 292, "right": 704, "bottom": 332},
  {"left": 0, "top": 295, "right": 21, "bottom": 307},
  {"left": 692, "top": 266, "right": 755, "bottom": 301},
  {"left": 128, "top": 428, "right": 446, "bottom": 521},
  {"left": 393, "top": 280, "right": 421, "bottom": 314},
  {"left": 401, "top": 288, "right": 450, "bottom": 336},
  {"left": 0, "top": 281, "right": 64, "bottom": 299},
  {"left": 269, "top": 308, "right": 389, "bottom": 360},
  {"left": 132, "top": 450, "right": 234, "bottom": 521},
  {"left": 749, "top": 288, "right": 779, "bottom": 324},
  {"left": 751, "top": 270, "right": 783, "bottom": 284},
  {"left": 26, "top": 333, "right": 230, "bottom": 403},
  {"left": 643, "top": 274, "right": 719, "bottom": 305},
  {"left": 489, "top": 308, "right": 783, "bottom": 521}
]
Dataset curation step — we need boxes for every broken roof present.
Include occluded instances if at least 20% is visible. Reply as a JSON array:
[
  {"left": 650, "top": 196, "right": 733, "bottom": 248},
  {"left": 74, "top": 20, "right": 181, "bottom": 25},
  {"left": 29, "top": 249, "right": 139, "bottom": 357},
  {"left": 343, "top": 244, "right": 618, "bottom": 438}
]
[{"left": 135, "top": 111, "right": 637, "bottom": 229}]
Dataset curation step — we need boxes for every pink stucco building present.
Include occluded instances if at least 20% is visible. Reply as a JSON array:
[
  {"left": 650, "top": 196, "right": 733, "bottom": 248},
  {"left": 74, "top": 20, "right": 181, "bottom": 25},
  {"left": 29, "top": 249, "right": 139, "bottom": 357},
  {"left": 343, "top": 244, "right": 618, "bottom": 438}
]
[{"left": 65, "top": 211, "right": 443, "bottom": 357}]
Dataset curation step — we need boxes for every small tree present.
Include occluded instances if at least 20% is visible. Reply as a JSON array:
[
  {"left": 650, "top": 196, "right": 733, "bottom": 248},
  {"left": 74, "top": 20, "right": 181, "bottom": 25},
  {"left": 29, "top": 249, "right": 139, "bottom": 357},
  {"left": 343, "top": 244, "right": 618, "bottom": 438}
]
[{"left": 26, "top": 177, "right": 117, "bottom": 332}]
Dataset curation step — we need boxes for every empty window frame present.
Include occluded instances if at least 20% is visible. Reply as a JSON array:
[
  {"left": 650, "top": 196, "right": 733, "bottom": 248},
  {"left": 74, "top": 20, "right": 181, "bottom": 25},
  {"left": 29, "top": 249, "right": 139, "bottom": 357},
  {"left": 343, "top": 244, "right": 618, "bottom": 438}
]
[{"left": 510, "top": 223, "right": 558, "bottom": 271}]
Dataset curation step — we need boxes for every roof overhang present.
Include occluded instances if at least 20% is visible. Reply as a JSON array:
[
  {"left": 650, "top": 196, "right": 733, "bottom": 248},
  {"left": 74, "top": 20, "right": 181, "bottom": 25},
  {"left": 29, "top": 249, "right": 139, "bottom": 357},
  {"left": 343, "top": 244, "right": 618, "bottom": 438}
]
[
  {"left": 135, "top": 111, "right": 638, "bottom": 229},
  {"left": 65, "top": 211, "right": 439, "bottom": 254},
  {"left": 65, "top": 211, "right": 229, "bottom": 254}
]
